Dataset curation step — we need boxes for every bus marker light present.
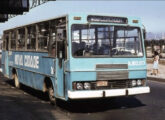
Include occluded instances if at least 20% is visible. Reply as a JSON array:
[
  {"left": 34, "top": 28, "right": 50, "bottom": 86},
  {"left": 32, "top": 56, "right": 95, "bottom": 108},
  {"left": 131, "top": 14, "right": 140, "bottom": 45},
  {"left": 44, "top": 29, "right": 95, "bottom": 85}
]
[
  {"left": 133, "top": 20, "right": 138, "bottom": 23},
  {"left": 74, "top": 17, "right": 81, "bottom": 20}
]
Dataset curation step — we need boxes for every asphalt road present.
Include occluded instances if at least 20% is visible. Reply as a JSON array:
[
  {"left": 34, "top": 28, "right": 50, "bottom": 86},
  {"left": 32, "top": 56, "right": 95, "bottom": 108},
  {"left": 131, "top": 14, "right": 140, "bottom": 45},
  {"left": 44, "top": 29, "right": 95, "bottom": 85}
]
[{"left": 0, "top": 72, "right": 165, "bottom": 120}]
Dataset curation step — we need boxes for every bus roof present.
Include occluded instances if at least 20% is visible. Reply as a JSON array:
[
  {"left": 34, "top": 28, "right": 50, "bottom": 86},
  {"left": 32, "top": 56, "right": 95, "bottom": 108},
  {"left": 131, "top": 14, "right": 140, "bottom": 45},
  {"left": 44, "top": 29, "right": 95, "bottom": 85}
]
[
  {"left": 3, "top": 13, "right": 141, "bottom": 32},
  {"left": 3, "top": 14, "right": 68, "bottom": 32}
]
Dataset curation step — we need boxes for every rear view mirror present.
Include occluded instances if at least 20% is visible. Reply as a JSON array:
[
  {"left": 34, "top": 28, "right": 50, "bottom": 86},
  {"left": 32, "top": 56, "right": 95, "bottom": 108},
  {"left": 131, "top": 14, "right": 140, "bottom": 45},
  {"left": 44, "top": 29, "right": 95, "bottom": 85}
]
[{"left": 143, "top": 29, "right": 146, "bottom": 40}]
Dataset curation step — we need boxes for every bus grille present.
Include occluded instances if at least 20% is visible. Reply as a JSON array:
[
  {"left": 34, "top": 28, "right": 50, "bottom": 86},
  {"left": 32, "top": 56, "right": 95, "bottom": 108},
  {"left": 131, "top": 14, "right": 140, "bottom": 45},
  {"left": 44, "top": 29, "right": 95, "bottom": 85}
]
[
  {"left": 96, "top": 64, "right": 128, "bottom": 69},
  {"left": 91, "top": 80, "right": 132, "bottom": 90},
  {"left": 97, "top": 71, "right": 129, "bottom": 80},
  {"left": 96, "top": 64, "right": 129, "bottom": 80}
]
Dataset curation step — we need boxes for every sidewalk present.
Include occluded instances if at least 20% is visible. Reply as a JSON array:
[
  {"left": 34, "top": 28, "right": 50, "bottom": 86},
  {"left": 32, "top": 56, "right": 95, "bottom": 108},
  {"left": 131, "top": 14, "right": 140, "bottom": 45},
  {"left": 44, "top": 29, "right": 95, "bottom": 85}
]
[{"left": 147, "top": 63, "right": 165, "bottom": 82}]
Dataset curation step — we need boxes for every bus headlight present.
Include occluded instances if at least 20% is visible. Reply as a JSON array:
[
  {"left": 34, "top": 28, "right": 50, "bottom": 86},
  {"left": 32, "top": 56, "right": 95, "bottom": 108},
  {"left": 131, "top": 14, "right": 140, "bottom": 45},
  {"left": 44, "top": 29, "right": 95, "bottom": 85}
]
[
  {"left": 84, "top": 82, "right": 91, "bottom": 90},
  {"left": 137, "top": 80, "right": 142, "bottom": 86},
  {"left": 132, "top": 80, "right": 137, "bottom": 87},
  {"left": 76, "top": 83, "right": 83, "bottom": 90}
]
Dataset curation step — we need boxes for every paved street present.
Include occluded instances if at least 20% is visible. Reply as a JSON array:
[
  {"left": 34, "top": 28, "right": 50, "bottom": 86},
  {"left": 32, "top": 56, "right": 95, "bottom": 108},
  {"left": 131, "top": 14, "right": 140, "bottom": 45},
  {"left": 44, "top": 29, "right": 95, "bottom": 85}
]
[{"left": 0, "top": 72, "right": 165, "bottom": 120}]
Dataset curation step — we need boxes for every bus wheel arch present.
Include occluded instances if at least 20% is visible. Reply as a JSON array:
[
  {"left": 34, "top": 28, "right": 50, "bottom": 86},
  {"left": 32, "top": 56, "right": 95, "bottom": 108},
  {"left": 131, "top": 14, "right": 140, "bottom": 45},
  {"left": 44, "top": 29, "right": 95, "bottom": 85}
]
[
  {"left": 44, "top": 77, "right": 56, "bottom": 105},
  {"left": 12, "top": 68, "right": 20, "bottom": 88}
]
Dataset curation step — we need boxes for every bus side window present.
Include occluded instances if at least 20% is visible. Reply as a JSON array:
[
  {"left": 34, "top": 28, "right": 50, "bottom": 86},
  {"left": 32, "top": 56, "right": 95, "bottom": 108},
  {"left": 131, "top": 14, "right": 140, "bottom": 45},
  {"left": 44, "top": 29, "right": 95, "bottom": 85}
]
[
  {"left": 48, "top": 32, "right": 56, "bottom": 57},
  {"left": 18, "top": 28, "right": 25, "bottom": 50},
  {"left": 2, "top": 35, "right": 6, "bottom": 50},
  {"left": 6, "top": 35, "right": 9, "bottom": 51},
  {"left": 10, "top": 30, "right": 16, "bottom": 50},
  {"left": 38, "top": 22, "right": 49, "bottom": 51},
  {"left": 27, "top": 26, "right": 36, "bottom": 50},
  {"left": 51, "top": 41, "right": 56, "bottom": 56},
  {"left": 56, "top": 29, "right": 65, "bottom": 59},
  {"left": 3, "top": 33, "right": 9, "bottom": 50}
]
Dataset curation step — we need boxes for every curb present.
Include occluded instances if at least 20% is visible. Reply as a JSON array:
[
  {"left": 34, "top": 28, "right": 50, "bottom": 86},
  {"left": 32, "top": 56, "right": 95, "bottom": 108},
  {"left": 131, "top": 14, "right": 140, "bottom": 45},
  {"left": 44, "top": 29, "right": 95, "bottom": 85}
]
[{"left": 147, "top": 77, "right": 165, "bottom": 83}]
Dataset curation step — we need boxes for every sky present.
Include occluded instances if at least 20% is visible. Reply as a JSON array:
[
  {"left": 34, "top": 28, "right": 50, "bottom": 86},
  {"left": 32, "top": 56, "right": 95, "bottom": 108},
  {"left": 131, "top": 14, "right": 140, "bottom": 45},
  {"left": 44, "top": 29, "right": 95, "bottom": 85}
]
[{"left": 0, "top": 1, "right": 165, "bottom": 35}]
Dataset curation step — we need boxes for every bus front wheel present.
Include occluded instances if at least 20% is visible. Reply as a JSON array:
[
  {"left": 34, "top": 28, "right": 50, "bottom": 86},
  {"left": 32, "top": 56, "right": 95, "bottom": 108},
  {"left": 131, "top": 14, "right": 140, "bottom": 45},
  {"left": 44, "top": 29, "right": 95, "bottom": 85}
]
[
  {"left": 13, "top": 74, "right": 20, "bottom": 88},
  {"left": 48, "top": 85, "right": 56, "bottom": 105}
]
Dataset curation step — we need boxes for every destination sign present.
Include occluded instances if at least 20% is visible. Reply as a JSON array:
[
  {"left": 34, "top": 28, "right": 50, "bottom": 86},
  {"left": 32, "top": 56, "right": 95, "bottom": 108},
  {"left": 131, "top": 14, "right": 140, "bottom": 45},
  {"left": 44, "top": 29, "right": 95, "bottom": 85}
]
[{"left": 87, "top": 15, "right": 128, "bottom": 24}]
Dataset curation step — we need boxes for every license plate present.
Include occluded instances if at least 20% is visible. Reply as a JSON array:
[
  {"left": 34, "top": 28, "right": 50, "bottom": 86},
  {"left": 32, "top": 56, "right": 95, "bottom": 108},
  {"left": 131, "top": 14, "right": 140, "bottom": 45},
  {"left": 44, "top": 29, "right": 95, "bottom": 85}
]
[{"left": 96, "top": 81, "right": 108, "bottom": 87}]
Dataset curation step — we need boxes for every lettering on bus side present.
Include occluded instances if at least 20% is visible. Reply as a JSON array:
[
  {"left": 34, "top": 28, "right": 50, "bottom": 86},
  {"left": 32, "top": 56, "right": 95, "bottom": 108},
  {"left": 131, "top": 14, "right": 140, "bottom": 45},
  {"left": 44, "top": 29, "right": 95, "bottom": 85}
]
[
  {"left": 14, "top": 54, "right": 39, "bottom": 69},
  {"left": 15, "top": 54, "right": 23, "bottom": 66},
  {"left": 128, "top": 61, "right": 145, "bottom": 66},
  {"left": 24, "top": 55, "right": 39, "bottom": 69}
]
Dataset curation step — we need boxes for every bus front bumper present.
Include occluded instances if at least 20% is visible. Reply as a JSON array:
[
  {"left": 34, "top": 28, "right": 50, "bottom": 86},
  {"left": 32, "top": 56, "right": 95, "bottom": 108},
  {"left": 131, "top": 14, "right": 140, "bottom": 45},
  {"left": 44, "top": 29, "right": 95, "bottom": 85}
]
[{"left": 68, "top": 86, "right": 150, "bottom": 99}]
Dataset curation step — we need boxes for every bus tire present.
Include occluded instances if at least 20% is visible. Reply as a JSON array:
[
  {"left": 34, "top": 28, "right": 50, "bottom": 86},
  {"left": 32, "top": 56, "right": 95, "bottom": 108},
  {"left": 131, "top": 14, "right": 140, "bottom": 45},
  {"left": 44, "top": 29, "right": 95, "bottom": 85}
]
[
  {"left": 13, "top": 74, "right": 20, "bottom": 88},
  {"left": 48, "top": 84, "right": 56, "bottom": 105}
]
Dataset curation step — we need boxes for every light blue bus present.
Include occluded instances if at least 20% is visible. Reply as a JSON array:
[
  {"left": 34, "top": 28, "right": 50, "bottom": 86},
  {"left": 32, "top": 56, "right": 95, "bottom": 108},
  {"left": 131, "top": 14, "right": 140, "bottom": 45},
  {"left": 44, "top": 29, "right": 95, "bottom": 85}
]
[{"left": 1, "top": 13, "right": 150, "bottom": 105}]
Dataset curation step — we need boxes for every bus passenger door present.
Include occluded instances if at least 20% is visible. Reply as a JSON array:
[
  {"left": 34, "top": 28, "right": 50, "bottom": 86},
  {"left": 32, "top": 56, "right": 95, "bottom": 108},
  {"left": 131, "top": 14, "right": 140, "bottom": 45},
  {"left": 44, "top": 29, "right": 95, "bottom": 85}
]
[{"left": 56, "top": 27, "right": 66, "bottom": 98}]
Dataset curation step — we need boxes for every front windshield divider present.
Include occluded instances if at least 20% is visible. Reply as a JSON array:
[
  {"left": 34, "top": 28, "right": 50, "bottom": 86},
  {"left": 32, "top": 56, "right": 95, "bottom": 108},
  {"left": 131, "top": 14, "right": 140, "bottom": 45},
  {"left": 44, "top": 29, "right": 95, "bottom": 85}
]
[{"left": 108, "top": 26, "right": 112, "bottom": 57}]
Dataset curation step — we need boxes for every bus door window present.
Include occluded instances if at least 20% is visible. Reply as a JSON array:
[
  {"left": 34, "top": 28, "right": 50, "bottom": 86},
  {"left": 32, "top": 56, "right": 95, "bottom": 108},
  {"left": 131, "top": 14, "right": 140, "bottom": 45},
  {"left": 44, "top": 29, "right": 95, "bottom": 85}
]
[
  {"left": 48, "top": 21, "right": 56, "bottom": 57},
  {"left": 27, "top": 26, "right": 36, "bottom": 50},
  {"left": 18, "top": 28, "right": 25, "bottom": 50},
  {"left": 56, "top": 28, "right": 66, "bottom": 68},
  {"left": 38, "top": 22, "right": 49, "bottom": 51}
]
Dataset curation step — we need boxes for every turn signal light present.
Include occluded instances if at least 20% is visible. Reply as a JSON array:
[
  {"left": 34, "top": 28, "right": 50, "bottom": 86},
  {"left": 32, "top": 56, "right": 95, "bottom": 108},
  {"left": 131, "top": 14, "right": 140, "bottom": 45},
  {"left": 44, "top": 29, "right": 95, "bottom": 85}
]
[{"left": 133, "top": 20, "right": 138, "bottom": 23}]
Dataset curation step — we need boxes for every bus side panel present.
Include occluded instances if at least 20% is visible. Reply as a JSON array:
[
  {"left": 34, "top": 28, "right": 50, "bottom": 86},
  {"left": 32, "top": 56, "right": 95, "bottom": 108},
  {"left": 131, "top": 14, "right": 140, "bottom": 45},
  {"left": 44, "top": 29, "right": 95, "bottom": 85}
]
[
  {"left": 8, "top": 51, "right": 56, "bottom": 91},
  {"left": 34, "top": 73, "right": 45, "bottom": 90},
  {"left": 1, "top": 51, "right": 9, "bottom": 77},
  {"left": 65, "top": 72, "right": 71, "bottom": 100},
  {"left": 129, "top": 70, "right": 147, "bottom": 79},
  {"left": 20, "top": 70, "right": 33, "bottom": 87},
  {"left": 16, "top": 69, "right": 49, "bottom": 91},
  {"left": 5, "top": 51, "right": 9, "bottom": 77},
  {"left": 56, "top": 59, "right": 65, "bottom": 97}
]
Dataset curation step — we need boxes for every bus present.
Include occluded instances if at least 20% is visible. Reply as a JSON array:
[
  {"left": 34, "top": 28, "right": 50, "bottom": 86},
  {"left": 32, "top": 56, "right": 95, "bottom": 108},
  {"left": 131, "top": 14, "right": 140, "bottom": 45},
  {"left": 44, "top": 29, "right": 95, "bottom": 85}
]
[{"left": 1, "top": 13, "right": 150, "bottom": 105}]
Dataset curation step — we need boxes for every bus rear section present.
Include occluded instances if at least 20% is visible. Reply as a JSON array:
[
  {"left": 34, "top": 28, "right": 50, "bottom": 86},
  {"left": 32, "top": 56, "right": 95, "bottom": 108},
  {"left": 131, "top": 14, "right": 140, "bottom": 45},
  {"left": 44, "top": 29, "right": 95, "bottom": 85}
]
[{"left": 67, "top": 14, "right": 150, "bottom": 99}]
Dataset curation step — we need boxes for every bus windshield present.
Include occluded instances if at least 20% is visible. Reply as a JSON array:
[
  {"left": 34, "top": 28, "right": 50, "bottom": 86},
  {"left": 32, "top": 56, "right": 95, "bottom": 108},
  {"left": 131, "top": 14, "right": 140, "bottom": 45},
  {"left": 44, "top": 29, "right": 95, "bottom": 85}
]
[{"left": 72, "top": 24, "right": 143, "bottom": 57}]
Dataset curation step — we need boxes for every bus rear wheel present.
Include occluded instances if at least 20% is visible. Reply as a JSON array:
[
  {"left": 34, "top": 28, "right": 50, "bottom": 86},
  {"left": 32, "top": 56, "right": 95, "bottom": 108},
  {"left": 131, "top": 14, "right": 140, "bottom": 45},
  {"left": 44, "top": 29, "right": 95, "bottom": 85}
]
[
  {"left": 13, "top": 74, "right": 20, "bottom": 88},
  {"left": 48, "top": 85, "right": 56, "bottom": 105}
]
